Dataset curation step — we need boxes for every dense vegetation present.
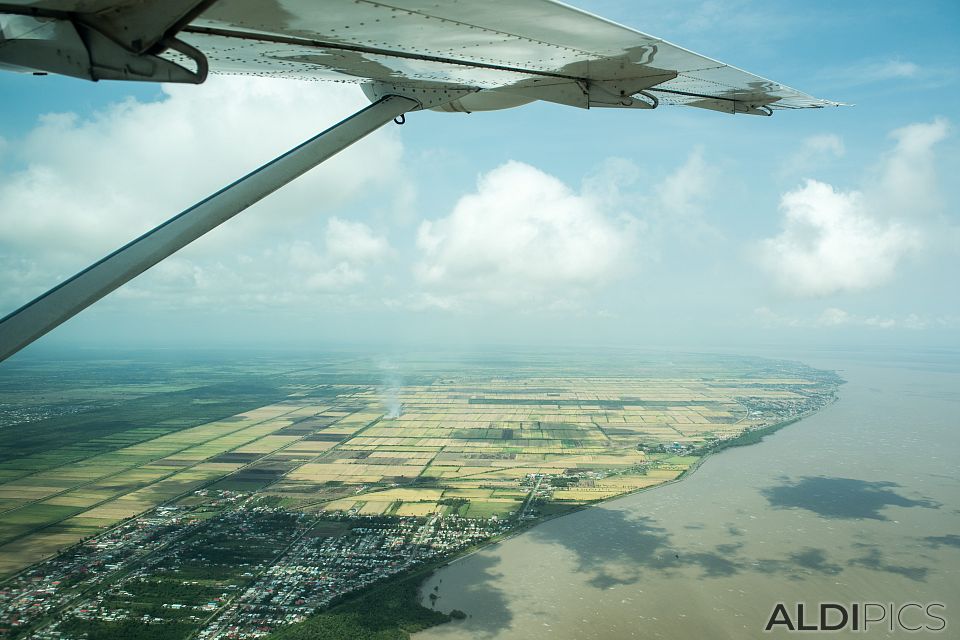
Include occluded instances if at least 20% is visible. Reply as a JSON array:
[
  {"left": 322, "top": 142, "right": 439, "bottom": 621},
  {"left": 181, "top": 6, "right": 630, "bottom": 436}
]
[
  {"left": 701, "top": 416, "right": 803, "bottom": 452},
  {"left": 56, "top": 619, "right": 195, "bottom": 640},
  {"left": 268, "top": 572, "right": 450, "bottom": 640}
]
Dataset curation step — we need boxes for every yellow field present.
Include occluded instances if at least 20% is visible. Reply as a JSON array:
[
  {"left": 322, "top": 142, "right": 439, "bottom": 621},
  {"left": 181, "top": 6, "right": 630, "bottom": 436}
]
[
  {"left": 364, "top": 488, "right": 445, "bottom": 502},
  {"left": 358, "top": 501, "right": 392, "bottom": 515},
  {"left": 394, "top": 503, "right": 438, "bottom": 516},
  {"left": 0, "top": 369, "right": 825, "bottom": 578}
]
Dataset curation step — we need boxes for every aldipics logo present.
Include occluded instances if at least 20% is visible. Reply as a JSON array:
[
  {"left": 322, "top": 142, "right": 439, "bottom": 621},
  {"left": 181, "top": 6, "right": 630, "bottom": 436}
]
[{"left": 764, "top": 603, "right": 947, "bottom": 633}]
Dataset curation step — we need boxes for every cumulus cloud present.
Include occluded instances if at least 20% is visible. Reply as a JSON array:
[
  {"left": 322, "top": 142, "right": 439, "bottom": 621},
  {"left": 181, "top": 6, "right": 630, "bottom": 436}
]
[
  {"left": 758, "top": 119, "right": 949, "bottom": 297},
  {"left": 816, "top": 307, "right": 852, "bottom": 326},
  {"left": 0, "top": 77, "right": 406, "bottom": 311},
  {"left": 287, "top": 218, "right": 391, "bottom": 292},
  {"left": 759, "top": 180, "right": 921, "bottom": 296},
  {"left": 324, "top": 217, "right": 391, "bottom": 264},
  {"left": 414, "top": 161, "right": 635, "bottom": 307}
]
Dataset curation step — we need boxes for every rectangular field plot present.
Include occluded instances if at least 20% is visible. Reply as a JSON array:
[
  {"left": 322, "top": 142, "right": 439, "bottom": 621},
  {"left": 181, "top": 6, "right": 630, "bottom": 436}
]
[
  {"left": 321, "top": 498, "right": 360, "bottom": 512},
  {"left": 231, "top": 435, "right": 301, "bottom": 454},
  {"left": 394, "top": 502, "right": 439, "bottom": 516},
  {"left": 283, "top": 441, "right": 338, "bottom": 454},
  {"left": 463, "top": 500, "right": 522, "bottom": 518},
  {"left": 358, "top": 501, "right": 392, "bottom": 515},
  {"left": 0, "top": 522, "right": 103, "bottom": 578},
  {"left": 366, "top": 488, "right": 444, "bottom": 502},
  {"left": 43, "top": 493, "right": 109, "bottom": 508}
]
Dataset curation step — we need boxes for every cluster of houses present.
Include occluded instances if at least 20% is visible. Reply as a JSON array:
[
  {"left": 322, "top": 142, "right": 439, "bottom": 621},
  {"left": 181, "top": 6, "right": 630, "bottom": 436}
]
[
  {"left": 199, "top": 514, "right": 508, "bottom": 639},
  {"left": 1, "top": 492, "right": 509, "bottom": 640}
]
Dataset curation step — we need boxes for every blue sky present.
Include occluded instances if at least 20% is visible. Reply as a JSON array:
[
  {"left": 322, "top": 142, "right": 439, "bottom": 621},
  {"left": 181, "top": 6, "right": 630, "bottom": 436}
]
[{"left": 1, "top": 0, "right": 958, "bottom": 353}]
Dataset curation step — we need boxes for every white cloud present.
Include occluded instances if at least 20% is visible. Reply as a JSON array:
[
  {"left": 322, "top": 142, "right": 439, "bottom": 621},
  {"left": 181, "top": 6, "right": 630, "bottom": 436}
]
[
  {"left": 305, "top": 261, "right": 366, "bottom": 292},
  {"left": 758, "top": 119, "right": 950, "bottom": 297},
  {"left": 863, "top": 315, "right": 897, "bottom": 329},
  {"left": 132, "top": 216, "right": 391, "bottom": 305},
  {"left": 759, "top": 179, "right": 921, "bottom": 296},
  {"left": 0, "top": 77, "right": 407, "bottom": 311},
  {"left": 414, "top": 161, "right": 635, "bottom": 307},
  {"left": 903, "top": 314, "right": 927, "bottom": 330},
  {"left": 324, "top": 217, "right": 391, "bottom": 264},
  {"left": 817, "top": 307, "right": 851, "bottom": 326},
  {"left": 874, "top": 118, "right": 950, "bottom": 214},
  {"left": 652, "top": 148, "right": 720, "bottom": 241},
  {"left": 657, "top": 148, "right": 711, "bottom": 215},
  {"left": 285, "top": 218, "right": 391, "bottom": 292},
  {"left": 581, "top": 150, "right": 718, "bottom": 255}
]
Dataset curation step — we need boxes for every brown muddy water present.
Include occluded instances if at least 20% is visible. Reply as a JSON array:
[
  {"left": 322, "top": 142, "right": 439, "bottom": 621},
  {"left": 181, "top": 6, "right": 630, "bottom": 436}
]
[{"left": 416, "top": 351, "right": 960, "bottom": 639}]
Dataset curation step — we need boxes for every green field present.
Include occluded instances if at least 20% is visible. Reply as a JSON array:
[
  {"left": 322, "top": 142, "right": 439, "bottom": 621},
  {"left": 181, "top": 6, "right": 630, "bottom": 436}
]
[{"left": 0, "top": 350, "right": 840, "bottom": 579}]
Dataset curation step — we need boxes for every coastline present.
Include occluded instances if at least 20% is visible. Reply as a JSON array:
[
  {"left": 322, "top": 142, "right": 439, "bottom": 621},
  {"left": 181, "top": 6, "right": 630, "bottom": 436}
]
[
  {"left": 409, "top": 392, "right": 841, "bottom": 633},
  {"left": 402, "top": 356, "right": 960, "bottom": 640},
  {"left": 261, "top": 400, "right": 841, "bottom": 640}
]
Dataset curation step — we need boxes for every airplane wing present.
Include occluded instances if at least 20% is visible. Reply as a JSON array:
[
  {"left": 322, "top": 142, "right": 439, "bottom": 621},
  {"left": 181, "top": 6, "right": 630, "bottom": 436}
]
[
  {"left": 0, "top": 0, "right": 840, "bottom": 115},
  {"left": 0, "top": 0, "right": 842, "bottom": 362}
]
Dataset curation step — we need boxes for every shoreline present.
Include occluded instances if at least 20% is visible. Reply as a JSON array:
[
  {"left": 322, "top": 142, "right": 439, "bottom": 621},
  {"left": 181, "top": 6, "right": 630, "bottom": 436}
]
[{"left": 415, "top": 393, "right": 841, "bottom": 622}]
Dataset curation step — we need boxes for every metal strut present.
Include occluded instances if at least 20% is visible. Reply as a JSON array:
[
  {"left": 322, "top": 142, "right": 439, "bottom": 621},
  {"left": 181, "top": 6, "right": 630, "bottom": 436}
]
[{"left": 0, "top": 95, "right": 418, "bottom": 362}]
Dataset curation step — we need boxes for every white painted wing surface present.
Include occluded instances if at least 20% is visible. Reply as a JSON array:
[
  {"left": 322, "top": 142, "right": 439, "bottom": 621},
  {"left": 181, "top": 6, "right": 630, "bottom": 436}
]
[
  {"left": 0, "top": 0, "right": 840, "bottom": 113},
  {"left": 183, "top": 0, "right": 839, "bottom": 114}
]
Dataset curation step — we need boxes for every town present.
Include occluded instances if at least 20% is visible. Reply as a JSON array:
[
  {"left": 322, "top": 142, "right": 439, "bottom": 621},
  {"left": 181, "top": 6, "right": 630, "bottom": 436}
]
[{"left": 0, "top": 490, "right": 510, "bottom": 639}]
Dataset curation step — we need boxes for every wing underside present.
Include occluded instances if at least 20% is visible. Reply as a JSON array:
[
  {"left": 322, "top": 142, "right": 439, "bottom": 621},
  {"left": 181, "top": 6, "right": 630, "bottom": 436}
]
[{"left": 0, "top": 0, "right": 841, "bottom": 113}]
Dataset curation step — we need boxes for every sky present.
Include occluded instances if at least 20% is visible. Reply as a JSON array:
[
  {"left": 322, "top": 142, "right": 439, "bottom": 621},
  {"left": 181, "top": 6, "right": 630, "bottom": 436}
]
[{"left": 1, "top": 0, "right": 958, "bottom": 355}]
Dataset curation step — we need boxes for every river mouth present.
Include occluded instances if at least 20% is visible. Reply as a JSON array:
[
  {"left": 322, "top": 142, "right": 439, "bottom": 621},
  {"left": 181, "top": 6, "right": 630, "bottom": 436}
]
[{"left": 416, "top": 351, "right": 960, "bottom": 639}]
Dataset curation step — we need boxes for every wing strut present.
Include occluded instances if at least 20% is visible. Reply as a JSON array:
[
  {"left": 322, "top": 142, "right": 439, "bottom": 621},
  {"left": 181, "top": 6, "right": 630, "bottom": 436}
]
[{"left": 0, "top": 94, "right": 418, "bottom": 362}]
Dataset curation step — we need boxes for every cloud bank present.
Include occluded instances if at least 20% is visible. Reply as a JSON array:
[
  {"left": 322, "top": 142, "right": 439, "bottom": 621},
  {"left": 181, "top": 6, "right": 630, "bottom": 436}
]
[
  {"left": 758, "top": 119, "right": 949, "bottom": 297},
  {"left": 754, "top": 306, "right": 956, "bottom": 331},
  {"left": 0, "top": 77, "right": 406, "bottom": 310}
]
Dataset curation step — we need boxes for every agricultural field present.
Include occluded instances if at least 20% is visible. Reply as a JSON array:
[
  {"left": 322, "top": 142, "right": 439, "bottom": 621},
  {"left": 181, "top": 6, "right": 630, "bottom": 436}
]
[{"left": 0, "top": 350, "right": 840, "bottom": 579}]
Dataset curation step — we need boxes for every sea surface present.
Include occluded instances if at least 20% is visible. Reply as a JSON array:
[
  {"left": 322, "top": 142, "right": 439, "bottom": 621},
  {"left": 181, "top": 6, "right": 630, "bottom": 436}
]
[{"left": 416, "top": 350, "right": 960, "bottom": 638}]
